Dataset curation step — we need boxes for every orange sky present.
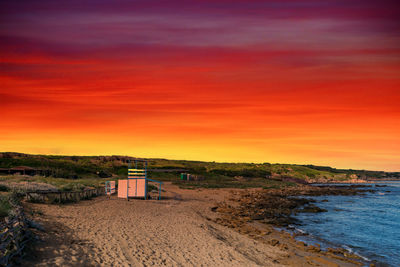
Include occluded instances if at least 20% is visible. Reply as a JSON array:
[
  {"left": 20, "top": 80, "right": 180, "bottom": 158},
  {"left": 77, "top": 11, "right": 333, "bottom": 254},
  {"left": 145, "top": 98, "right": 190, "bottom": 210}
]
[{"left": 1, "top": 0, "right": 399, "bottom": 171}]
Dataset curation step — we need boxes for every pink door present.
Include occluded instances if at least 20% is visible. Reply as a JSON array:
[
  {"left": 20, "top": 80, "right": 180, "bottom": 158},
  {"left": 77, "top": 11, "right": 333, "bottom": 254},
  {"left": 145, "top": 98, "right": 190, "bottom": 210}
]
[{"left": 118, "top": 179, "right": 146, "bottom": 198}]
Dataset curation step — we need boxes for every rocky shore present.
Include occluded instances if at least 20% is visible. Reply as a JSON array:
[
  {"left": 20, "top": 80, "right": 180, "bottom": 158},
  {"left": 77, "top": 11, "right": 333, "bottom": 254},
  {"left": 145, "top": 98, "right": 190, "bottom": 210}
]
[
  {"left": 211, "top": 185, "right": 376, "bottom": 266},
  {"left": 213, "top": 185, "right": 374, "bottom": 226},
  {"left": 22, "top": 182, "right": 377, "bottom": 266}
]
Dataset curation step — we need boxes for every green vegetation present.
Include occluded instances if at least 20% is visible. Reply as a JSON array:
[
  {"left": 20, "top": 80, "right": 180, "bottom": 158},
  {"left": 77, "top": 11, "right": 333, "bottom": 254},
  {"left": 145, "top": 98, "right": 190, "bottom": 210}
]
[
  {"left": 0, "top": 184, "right": 9, "bottom": 192},
  {"left": 0, "top": 191, "right": 21, "bottom": 219},
  {"left": 0, "top": 195, "right": 11, "bottom": 218},
  {"left": 0, "top": 152, "right": 398, "bottom": 191},
  {"left": 0, "top": 175, "right": 109, "bottom": 192},
  {"left": 147, "top": 184, "right": 158, "bottom": 192},
  {"left": 175, "top": 178, "right": 296, "bottom": 190}
]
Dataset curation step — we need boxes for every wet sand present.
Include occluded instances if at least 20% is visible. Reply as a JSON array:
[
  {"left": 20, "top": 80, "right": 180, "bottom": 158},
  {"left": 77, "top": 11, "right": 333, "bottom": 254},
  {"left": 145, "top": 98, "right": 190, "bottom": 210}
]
[{"left": 23, "top": 183, "right": 360, "bottom": 266}]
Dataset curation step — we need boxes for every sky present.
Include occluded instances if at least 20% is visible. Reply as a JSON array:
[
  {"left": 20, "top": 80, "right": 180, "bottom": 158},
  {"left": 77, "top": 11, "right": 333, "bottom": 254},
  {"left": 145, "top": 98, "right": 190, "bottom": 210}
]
[{"left": 0, "top": 0, "right": 399, "bottom": 171}]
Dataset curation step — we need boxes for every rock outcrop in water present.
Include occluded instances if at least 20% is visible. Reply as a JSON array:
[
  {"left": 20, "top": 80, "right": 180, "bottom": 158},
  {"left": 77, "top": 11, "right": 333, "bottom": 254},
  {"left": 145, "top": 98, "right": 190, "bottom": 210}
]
[
  {"left": 210, "top": 185, "right": 377, "bottom": 266},
  {"left": 212, "top": 185, "right": 374, "bottom": 227}
]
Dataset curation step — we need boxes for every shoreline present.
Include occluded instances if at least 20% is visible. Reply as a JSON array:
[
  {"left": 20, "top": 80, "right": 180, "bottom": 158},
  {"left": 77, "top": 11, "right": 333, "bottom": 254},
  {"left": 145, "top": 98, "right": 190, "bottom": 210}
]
[
  {"left": 310, "top": 179, "right": 400, "bottom": 184},
  {"left": 211, "top": 184, "right": 380, "bottom": 266},
  {"left": 22, "top": 182, "right": 367, "bottom": 266},
  {"left": 289, "top": 182, "right": 399, "bottom": 267}
]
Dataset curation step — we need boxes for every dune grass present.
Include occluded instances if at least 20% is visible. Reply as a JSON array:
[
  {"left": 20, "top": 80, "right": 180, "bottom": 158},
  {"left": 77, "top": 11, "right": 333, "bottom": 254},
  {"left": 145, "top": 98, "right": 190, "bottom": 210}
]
[
  {"left": 0, "top": 175, "right": 110, "bottom": 192},
  {"left": 2, "top": 152, "right": 394, "bottom": 183},
  {"left": 174, "top": 176, "right": 296, "bottom": 189},
  {"left": 0, "top": 194, "right": 12, "bottom": 218}
]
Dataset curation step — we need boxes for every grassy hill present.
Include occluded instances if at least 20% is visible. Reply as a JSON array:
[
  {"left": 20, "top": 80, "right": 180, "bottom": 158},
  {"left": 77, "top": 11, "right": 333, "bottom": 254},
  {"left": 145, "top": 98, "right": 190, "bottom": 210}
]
[{"left": 0, "top": 152, "right": 398, "bottom": 188}]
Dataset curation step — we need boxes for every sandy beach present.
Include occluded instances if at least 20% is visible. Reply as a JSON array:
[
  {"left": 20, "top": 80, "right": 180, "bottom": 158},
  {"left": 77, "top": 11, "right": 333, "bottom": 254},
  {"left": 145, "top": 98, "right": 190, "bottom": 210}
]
[{"left": 22, "top": 183, "right": 361, "bottom": 267}]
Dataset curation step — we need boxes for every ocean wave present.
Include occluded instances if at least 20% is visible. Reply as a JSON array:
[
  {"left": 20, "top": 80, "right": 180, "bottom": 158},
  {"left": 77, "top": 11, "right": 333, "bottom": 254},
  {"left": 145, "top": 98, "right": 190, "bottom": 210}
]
[
  {"left": 295, "top": 228, "right": 306, "bottom": 234},
  {"left": 342, "top": 245, "right": 370, "bottom": 262}
]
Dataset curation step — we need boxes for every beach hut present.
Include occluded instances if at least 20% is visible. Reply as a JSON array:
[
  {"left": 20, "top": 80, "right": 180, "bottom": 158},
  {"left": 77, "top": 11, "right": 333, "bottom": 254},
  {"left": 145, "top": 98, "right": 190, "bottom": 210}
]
[{"left": 118, "top": 160, "right": 162, "bottom": 200}]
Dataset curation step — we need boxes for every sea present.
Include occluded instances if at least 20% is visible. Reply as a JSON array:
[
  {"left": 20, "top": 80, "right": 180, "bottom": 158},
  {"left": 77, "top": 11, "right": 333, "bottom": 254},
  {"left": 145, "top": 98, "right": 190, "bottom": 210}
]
[{"left": 290, "top": 182, "right": 400, "bottom": 267}]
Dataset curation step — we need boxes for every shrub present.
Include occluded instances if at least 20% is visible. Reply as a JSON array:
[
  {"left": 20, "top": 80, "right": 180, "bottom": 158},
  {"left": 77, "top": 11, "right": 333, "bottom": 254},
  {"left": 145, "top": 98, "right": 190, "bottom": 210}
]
[
  {"left": 0, "top": 184, "right": 9, "bottom": 192},
  {"left": 147, "top": 184, "right": 158, "bottom": 192},
  {"left": 0, "top": 195, "right": 11, "bottom": 218}
]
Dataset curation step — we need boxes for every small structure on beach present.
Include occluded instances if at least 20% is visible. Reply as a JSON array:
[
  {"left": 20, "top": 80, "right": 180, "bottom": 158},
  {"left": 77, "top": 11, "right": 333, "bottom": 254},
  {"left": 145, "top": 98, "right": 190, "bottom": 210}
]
[
  {"left": 105, "top": 181, "right": 116, "bottom": 196},
  {"left": 180, "top": 173, "right": 204, "bottom": 181},
  {"left": 118, "top": 160, "right": 162, "bottom": 200}
]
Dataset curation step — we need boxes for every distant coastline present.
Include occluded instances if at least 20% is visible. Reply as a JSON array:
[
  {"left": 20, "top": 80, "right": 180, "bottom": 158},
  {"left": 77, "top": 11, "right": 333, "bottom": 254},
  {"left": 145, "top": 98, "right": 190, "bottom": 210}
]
[
  {"left": 310, "top": 178, "right": 400, "bottom": 184},
  {"left": 368, "top": 179, "right": 400, "bottom": 182}
]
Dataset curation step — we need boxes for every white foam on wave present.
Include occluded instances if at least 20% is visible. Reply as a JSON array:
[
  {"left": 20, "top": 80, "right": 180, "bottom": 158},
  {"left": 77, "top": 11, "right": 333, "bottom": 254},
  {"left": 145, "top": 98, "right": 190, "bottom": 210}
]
[
  {"left": 295, "top": 228, "right": 306, "bottom": 234},
  {"left": 342, "top": 245, "right": 370, "bottom": 262},
  {"left": 342, "top": 245, "right": 353, "bottom": 253},
  {"left": 355, "top": 252, "right": 370, "bottom": 262},
  {"left": 287, "top": 225, "right": 308, "bottom": 235}
]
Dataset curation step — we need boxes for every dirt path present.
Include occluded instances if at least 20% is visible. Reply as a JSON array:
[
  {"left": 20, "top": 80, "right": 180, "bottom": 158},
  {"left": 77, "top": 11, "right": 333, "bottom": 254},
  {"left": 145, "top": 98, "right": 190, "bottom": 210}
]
[{"left": 22, "top": 184, "right": 358, "bottom": 266}]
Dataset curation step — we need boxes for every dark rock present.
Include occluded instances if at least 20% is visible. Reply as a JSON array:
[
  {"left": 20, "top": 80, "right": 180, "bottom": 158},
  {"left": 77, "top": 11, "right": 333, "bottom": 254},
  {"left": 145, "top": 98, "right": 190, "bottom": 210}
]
[
  {"left": 307, "top": 245, "right": 321, "bottom": 252},
  {"left": 269, "top": 239, "right": 280, "bottom": 246},
  {"left": 298, "top": 204, "right": 327, "bottom": 213},
  {"left": 250, "top": 214, "right": 264, "bottom": 220},
  {"left": 98, "top": 170, "right": 112, "bottom": 178},
  {"left": 27, "top": 220, "right": 44, "bottom": 231},
  {"left": 212, "top": 185, "right": 367, "bottom": 235}
]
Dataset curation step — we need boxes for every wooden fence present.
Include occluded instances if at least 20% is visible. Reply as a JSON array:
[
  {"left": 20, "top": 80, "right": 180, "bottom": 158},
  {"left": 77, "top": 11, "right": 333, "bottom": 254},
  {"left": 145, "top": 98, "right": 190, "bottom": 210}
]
[
  {"left": 25, "top": 188, "right": 104, "bottom": 204},
  {"left": 0, "top": 204, "right": 31, "bottom": 266}
]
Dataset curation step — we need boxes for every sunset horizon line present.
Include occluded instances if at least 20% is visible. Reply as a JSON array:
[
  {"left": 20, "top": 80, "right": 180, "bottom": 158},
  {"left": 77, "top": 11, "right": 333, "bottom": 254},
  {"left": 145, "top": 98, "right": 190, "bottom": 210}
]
[{"left": 2, "top": 151, "right": 398, "bottom": 173}]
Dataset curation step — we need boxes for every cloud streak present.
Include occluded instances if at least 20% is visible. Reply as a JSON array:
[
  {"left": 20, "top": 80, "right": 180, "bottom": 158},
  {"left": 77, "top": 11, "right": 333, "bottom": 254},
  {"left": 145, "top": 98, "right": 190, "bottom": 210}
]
[{"left": 0, "top": 0, "right": 399, "bottom": 170}]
